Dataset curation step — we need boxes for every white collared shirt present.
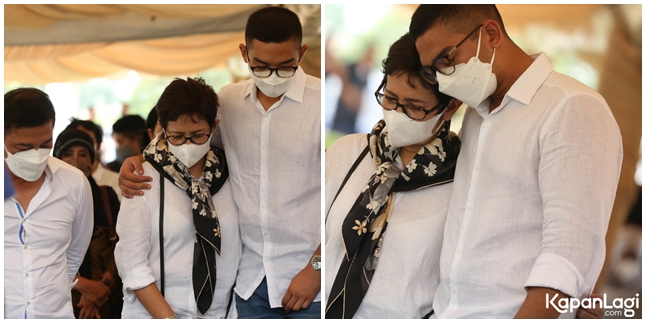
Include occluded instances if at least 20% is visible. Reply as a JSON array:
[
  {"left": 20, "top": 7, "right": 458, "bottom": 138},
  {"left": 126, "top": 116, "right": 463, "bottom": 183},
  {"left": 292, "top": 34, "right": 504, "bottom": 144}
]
[
  {"left": 93, "top": 163, "right": 122, "bottom": 202},
  {"left": 114, "top": 162, "right": 241, "bottom": 318},
  {"left": 325, "top": 134, "right": 449, "bottom": 318},
  {"left": 4, "top": 157, "right": 93, "bottom": 319},
  {"left": 216, "top": 67, "right": 321, "bottom": 307},
  {"left": 434, "top": 53, "right": 623, "bottom": 318}
]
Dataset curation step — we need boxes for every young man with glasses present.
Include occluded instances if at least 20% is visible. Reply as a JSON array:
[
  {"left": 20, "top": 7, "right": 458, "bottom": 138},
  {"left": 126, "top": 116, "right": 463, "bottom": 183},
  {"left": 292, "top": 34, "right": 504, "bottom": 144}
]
[
  {"left": 223, "top": 7, "right": 321, "bottom": 318},
  {"left": 409, "top": 4, "right": 622, "bottom": 318},
  {"left": 117, "top": 6, "right": 321, "bottom": 319}
]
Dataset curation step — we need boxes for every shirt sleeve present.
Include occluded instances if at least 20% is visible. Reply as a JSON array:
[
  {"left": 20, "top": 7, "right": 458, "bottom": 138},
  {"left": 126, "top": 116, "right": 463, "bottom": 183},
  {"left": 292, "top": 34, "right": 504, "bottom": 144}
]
[
  {"left": 114, "top": 175, "right": 156, "bottom": 297},
  {"left": 524, "top": 93, "right": 623, "bottom": 298},
  {"left": 67, "top": 175, "right": 94, "bottom": 286}
]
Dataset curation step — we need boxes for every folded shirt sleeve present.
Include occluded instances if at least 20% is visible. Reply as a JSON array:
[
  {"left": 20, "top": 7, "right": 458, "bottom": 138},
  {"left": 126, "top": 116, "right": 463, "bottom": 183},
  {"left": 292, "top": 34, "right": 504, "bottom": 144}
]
[
  {"left": 526, "top": 93, "right": 622, "bottom": 297},
  {"left": 114, "top": 180, "right": 156, "bottom": 299}
]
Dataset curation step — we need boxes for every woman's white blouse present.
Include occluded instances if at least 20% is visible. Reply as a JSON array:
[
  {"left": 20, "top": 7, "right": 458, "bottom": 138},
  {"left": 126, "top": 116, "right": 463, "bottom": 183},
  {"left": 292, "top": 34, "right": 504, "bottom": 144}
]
[
  {"left": 325, "top": 134, "right": 451, "bottom": 318},
  {"left": 115, "top": 162, "right": 241, "bottom": 319}
]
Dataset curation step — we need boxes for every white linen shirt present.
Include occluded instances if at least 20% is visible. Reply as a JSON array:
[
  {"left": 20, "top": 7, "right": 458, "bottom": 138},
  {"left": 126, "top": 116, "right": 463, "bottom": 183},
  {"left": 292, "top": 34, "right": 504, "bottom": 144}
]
[
  {"left": 325, "top": 134, "right": 450, "bottom": 318},
  {"left": 433, "top": 53, "right": 623, "bottom": 318},
  {"left": 114, "top": 162, "right": 242, "bottom": 318},
  {"left": 216, "top": 67, "right": 321, "bottom": 307},
  {"left": 4, "top": 157, "right": 93, "bottom": 319},
  {"left": 93, "top": 163, "right": 122, "bottom": 201}
]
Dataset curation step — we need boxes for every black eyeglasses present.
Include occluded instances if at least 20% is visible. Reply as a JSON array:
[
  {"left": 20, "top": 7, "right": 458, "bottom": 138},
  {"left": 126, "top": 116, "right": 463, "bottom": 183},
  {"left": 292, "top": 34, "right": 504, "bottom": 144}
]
[
  {"left": 163, "top": 129, "right": 211, "bottom": 146},
  {"left": 374, "top": 82, "right": 443, "bottom": 121},
  {"left": 420, "top": 24, "right": 482, "bottom": 85},
  {"left": 246, "top": 53, "right": 299, "bottom": 78}
]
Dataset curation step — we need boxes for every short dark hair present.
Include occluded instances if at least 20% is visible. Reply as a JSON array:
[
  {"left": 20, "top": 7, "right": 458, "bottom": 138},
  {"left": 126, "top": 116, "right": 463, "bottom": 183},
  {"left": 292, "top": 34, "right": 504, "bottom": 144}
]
[
  {"left": 409, "top": 4, "right": 507, "bottom": 42},
  {"left": 113, "top": 115, "right": 146, "bottom": 139},
  {"left": 65, "top": 118, "right": 103, "bottom": 148},
  {"left": 4, "top": 88, "right": 55, "bottom": 135},
  {"left": 381, "top": 33, "right": 452, "bottom": 110},
  {"left": 245, "top": 6, "right": 302, "bottom": 48},
  {"left": 156, "top": 77, "right": 218, "bottom": 130},
  {"left": 146, "top": 106, "right": 158, "bottom": 131}
]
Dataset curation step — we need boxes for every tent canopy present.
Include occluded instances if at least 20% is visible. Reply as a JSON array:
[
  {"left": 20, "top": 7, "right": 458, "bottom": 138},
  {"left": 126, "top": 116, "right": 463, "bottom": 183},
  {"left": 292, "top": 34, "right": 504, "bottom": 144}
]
[{"left": 5, "top": 4, "right": 321, "bottom": 84}]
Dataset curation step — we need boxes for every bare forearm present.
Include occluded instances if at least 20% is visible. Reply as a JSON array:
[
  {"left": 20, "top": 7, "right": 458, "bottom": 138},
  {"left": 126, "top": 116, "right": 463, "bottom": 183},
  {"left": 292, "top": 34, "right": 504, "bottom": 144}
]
[
  {"left": 515, "top": 287, "right": 570, "bottom": 319},
  {"left": 133, "top": 283, "right": 175, "bottom": 319}
]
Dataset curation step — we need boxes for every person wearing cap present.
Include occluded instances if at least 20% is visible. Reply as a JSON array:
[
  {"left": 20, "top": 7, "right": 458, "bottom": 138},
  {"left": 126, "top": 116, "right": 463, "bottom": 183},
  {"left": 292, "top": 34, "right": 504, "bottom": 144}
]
[
  {"left": 53, "top": 128, "right": 122, "bottom": 319},
  {"left": 4, "top": 88, "right": 93, "bottom": 319}
]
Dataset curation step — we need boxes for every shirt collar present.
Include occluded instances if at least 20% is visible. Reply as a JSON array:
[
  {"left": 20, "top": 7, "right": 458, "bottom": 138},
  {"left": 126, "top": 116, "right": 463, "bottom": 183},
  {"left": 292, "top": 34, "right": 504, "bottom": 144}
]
[
  {"left": 505, "top": 53, "right": 553, "bottom": 106},
  {"left": 243, "top": 67, "right": 307, "bottom": 104},
  {"left": 43, "top": 156, "right": 60, "bottom": 183}
]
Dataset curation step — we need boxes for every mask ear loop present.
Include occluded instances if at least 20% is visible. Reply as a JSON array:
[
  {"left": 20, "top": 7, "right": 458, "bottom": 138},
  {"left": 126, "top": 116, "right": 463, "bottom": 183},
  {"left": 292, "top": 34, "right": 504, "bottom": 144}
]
[
  {"left": 477, "top": 26, "right": 496, "bottom": 67},
  {"left": 431, "top": 98, "right": 455, "bottom": 135},
  {"left": 476, "top": 26, "right": 483, "bottom": 59}
]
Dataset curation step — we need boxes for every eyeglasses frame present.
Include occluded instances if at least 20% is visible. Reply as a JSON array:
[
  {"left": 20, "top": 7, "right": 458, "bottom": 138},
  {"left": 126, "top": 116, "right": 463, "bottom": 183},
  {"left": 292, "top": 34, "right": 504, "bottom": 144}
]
[
  {"left": 373, "top": 81, "right": 444, "bottom": 121},
  {"left": 419, "top": 24, "right": 483, "bottom": 85}
]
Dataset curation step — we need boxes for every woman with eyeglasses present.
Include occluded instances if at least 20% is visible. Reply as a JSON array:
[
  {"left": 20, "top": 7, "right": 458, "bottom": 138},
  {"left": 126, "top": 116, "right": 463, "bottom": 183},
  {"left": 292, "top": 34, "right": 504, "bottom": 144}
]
[
  {"left": 324, "top": 34, "right": 462, "bottom": 319},
  {"left": 114, "top": 77, "right": 241, "bottom": 318},
  {"left": 324, "top": 33, "right": 605, "bottom": 319}
]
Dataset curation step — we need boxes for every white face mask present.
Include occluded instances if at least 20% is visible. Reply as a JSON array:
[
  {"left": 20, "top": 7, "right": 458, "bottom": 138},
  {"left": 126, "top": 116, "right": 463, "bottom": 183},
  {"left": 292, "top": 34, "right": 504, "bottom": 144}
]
[
  {"left": 5, "top": 146, "right": 51, "bottom": 182},
  {"left": 383, "top": 109, "right": 444, "bottom": 149},
  {"left": 167, "top": 134, "right": 212, "bottom": 168},
  {"left": 249, "top": 66, "right": 295, "bottom": 98},
  {"left": 437, "top": 27, "right": 497, "bottom": 108}
]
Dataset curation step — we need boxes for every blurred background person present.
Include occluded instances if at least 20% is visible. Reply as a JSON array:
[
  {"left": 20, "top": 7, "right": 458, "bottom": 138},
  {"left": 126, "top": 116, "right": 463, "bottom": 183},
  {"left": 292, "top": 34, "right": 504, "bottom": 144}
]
[
  {"left": 109, "top": 115, "right": 147, "bottom": 172},
  {"left": 66, "top": 118, "right": 122, "bottom": 201},
  {"left": 53, "top": 128, "right": 123, "bottom": 319},
  {"left": 327, "top": 44, "right": 374, "bottom": 134}
]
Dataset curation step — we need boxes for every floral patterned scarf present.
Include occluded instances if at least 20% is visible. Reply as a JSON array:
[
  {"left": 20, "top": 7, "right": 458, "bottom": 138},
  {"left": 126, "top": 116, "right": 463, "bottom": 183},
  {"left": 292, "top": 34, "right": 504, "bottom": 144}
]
[
  {"left": 143, "top": 133, "right": 228, "bottom": 316},
  {"left": 326, "top": 119, "right": 460, "bottom": 319}
]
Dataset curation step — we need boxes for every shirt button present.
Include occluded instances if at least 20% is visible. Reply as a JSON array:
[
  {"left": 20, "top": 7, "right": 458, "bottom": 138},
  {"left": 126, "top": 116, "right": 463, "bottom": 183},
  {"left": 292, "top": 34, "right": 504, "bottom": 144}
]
[
  {"left": 262, "top": 145, "right": 266, "bottom": 149},
  {"left": 451, "top": 288, "right": 456, "bottom": 294},
  {"left": 24, "top": 272, "right": 29, "bottom": 277},
  {"left": 262, "top": 173, "right": 267, "bottom": 178},
  {"left": 458, "top": 247, "right": 463, "bottom": 252},
  {"left": 484, "top": 122, "right": 490, "bottom": 128},
  {"left": 475, "top": 165, "right": 480, "bottom": 171},
  {"left": 467, "top": 205, "right": 472, "bottom": 211},
  {"left": 261, "top": 203, "right": 266, "bottom": 207},
  {"left": 23, "top": 245, "right": 27, "bottom": 250},
  {"left": 26, "top": 301, "right": 30, "bottom": 305},
  {"left": 263, "top": 231, "right": 268, "bottom": 237}
]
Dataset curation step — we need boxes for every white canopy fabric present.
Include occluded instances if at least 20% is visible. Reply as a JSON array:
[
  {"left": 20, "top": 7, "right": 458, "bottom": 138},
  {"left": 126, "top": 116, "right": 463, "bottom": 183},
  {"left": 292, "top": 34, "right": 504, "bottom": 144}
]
[{"left": 5, "top": 4, "right": 321, "bottom": 84}]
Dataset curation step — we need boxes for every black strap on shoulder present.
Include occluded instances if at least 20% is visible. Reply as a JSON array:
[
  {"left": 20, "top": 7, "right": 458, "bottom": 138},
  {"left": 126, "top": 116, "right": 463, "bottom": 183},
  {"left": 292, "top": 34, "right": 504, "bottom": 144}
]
[
  {"left": 325, "top": 134, "right": 370, "bottom": 223},
  {"left": 423, "top": 309, "right": 435, "bottom": 319},
  {"left": 159, "top": 177, "right": 165, "bottom": 297}
]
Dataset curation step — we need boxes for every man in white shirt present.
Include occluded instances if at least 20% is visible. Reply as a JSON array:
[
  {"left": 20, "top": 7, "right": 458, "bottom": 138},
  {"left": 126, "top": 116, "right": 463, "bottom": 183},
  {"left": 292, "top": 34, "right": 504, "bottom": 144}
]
[
  {"left": 118, "top": 6, "right": 321, "bottom": 319},
  {"left": 218, "top": 7, "right": 321, "bottom": 318},
  {"left": 409, "top": 5, "right": 622, "bottom": 318},
  {"left": 4, "top": 88, "right": 94, "bottom": 319},
  {"left": 66, "top": 118, "right": 122, "bottom": 201}
]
